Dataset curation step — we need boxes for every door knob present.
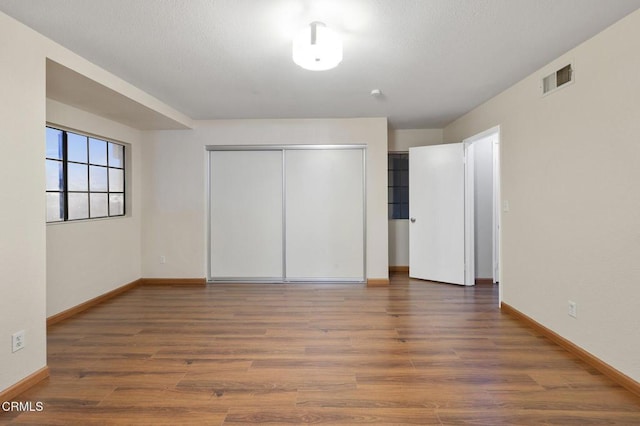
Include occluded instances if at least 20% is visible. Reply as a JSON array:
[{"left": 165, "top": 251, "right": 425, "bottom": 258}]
[{"left": 410, "top": 217, "right": 416, "bottom": 223}]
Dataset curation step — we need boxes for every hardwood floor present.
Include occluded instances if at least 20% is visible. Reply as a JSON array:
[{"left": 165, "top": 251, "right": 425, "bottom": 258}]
[{"left": 3, "top": 273, "right": 640, "bottom": 424}]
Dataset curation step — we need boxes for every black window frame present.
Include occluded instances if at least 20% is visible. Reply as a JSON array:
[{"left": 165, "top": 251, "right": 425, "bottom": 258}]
[
  {"left": 46, "top": 126, "right": 126, "bottom": 223},
  {"left": 388, "top": 152, "right": 409, "bottom": 220}
]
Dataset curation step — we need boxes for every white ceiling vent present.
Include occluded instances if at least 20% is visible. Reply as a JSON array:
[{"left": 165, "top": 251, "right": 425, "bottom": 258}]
[{"left": 542, "top": 64, "right": 574, "bottom": 95}]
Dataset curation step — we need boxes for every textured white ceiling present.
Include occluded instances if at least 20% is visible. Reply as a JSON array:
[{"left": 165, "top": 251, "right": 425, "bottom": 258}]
[{"left": 2, "top": 0, "right": 640, "bottom": 128}]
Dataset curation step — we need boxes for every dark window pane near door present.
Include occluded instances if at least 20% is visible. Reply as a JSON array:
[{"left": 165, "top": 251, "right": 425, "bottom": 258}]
[{"left": 388, "top": 153, "right": 409, "bottom": 219}]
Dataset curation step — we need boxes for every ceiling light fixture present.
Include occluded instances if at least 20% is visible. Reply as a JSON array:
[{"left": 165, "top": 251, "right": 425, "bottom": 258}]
[{"left": 292, "top": 21, "right": 343, "bottom": 71}]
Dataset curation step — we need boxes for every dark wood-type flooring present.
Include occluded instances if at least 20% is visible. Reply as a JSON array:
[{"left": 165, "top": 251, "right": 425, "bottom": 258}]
[{"left": 3, "top": 273, "right": 640, "bottom": 424}]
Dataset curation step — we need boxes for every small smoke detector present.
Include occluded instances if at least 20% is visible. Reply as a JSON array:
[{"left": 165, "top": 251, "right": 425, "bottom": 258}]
[{"left": 370, "top": 89, "right": 382, "bottom": 97}]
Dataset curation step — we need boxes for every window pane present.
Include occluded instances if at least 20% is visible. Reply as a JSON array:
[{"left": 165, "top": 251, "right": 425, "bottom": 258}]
[
  {"left": 89, "top": 166, "right": 108, "bottom": 191},
  {"left": 90, "top": 193, "right": 108, "bottom": 218},
  {"left": 68, "top": 163, "right": 88, "bottom": 191},
  {"left": 109, "top": 193, "right": 124, "bottom": 216},
  {"left": 46, "top": 128, "right": 63, "bottom": 159},
  {"left": 108, "top": 143, "right": 124, "bottom": 168},
  {"left": 68, "top": 193, "right": 89, "bottom": 220},
  {"left": 400, "top": 203, "right": 409, "bottom": 219},
  {"left": 400, "top": 170, "right": 409, "bottom": 186},
  {"left": 109, "top": 168, "right": 124, "bottom": 192},
  {"left": 67, "top": 132, "right": 88, "bottom": 163},
  {"left": 46, "top": 160, "right": 64, "bottom": 191},
  {"left": 399, "top": 187, "right": 409, "bottom": 204},
  {"left": 391, "top": 203, "right": 403, "bottom": 220},
  {"left": 45, "top": 128, "right": 126, "bottom": 223},
  {"left": 388, "top": 153, "right": 409, "bottom": 220},
  {"left": 392, "top": 171, "right": 402, "bottom": 185},
  {"left": 46, "top": 193, "right": 64, "bottom": 222},
  {"left": 89, "top": 138, "right": 108, "bottom": 166},
  {"left": 390, "top": 156, "right": 400, "bottom": 169},
  {"left": 390, "top": 153, "right": 408, "bottom": 167}
]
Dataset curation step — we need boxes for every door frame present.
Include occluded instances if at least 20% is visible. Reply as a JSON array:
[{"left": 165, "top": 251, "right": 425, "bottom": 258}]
[
  {"left": 462, "top": 126, "right": 501, "bottom": 290},
  {"left": 463, "top": 141, "right": 475, "bottom": 286}
]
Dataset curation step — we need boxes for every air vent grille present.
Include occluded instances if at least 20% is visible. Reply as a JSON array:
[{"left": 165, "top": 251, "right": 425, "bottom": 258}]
[{"left": 542, "top": 64, "right": 573, "bottom": 94}]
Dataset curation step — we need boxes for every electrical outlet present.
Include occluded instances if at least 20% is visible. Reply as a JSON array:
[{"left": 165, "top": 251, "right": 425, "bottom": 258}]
[
  {"left": 12, "top": 330, "right": 25, "bottom": 352},
  {"left": 568, "top": 301, "right": 577, "bottom": 318},
  {"left": 160, "top": 256, "right": 166, "bottom": 264}
]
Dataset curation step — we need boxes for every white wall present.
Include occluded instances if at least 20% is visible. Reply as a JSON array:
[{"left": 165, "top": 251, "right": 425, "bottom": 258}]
[
  {"left": 0, "top": 10, "right": 186, "bottom": 394},
  {"left": 473, "top": 136, "right": 494, "bottom": 279},
  {"left": 388, "top": 128, "right": 443, "bottom": 152},
  {"left": 445, "top": 9, "right": 640, "bottom": 381},
  {"left": 388, "top": 129, "right": 443, "bottom": 267},
  {"left": 0, "top": 11, "right": 48, "bottom": 393},
  {"left": 142, "top": 118, "right": 389, "bottom": 280},
  {"left": 45, "top": 100, "right": 143, "bottom": 317}
]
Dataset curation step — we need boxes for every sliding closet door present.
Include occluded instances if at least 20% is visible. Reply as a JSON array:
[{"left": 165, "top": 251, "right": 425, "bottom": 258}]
[
  {"left": 209, "top": 150, "right": 283, "bottom": 280},
  {"left": 285, "top": 149, "right": 365, "bottom": 281}
]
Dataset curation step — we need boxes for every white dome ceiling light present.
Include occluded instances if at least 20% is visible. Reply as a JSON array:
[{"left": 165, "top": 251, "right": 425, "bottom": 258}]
[{"left": 292, "top": 21, "right": 343, "bottom": 71}]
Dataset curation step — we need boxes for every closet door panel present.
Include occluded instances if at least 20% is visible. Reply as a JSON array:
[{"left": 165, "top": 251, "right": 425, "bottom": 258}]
[
  {"left": 285, "top": 149, "right": 364, "bottom": 280},
  {"left": 209, "top": 150, "right": 283, "bottom": 279}
]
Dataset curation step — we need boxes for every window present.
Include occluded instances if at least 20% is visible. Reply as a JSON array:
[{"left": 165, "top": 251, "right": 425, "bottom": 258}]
[
  {"left": 388, "top": 152, "right": 409, "bottom": 219},
  {"left": 46, "top": 127, "right": 125, "bottom": 222}
]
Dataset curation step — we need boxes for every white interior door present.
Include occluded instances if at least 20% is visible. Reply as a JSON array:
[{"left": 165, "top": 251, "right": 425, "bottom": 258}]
[
  {"left": 285, "top": 149, "right": 365, "bottom": 281},
  {"left": 409, "top": 143, "right": 466, "bottom": 285},
  {"left": 209, "top": 150, "right": 283, "bottom": 280}
]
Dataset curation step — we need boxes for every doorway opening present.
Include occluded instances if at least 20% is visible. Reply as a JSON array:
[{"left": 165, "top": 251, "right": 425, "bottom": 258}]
[{"left": 464, "top": 127, "right": 500, "bottom": 286}]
